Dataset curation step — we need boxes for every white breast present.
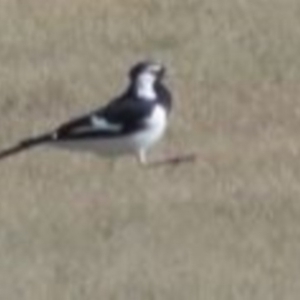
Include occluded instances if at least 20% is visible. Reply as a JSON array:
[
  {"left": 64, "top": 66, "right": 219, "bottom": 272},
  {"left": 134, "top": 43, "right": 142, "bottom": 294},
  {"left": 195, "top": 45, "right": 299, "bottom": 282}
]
[{"left": 131, "top": 104, "right": 167, "bottom": 149}]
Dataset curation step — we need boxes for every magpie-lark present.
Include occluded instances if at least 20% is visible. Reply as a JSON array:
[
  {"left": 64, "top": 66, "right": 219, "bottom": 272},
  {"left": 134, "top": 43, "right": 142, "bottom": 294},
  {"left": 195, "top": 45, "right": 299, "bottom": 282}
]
[{"left": 0, "top": 61, "right": 172, "bottom": 165}]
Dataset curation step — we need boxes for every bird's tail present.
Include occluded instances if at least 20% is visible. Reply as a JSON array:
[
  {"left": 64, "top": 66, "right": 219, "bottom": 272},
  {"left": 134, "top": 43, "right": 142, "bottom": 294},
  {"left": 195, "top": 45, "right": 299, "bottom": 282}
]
[{"left": 0, "top": 133, "right": 54, "bottom": 160}]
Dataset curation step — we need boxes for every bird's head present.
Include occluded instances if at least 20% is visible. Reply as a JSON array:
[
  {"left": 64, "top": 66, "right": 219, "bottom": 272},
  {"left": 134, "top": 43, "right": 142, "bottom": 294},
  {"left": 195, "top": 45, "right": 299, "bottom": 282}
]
[
  {"left": 129, "top": 61, "right": 166, "bottom": 99},
  {"left": 129, "top": 61, "right": 165, "bottom": 82}
]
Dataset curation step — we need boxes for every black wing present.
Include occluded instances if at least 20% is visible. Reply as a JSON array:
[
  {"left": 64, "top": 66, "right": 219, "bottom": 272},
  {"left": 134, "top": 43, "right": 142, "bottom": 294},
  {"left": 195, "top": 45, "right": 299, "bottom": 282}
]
[{"left": 55, "top": 99, "right": 154, "bottom": 140}]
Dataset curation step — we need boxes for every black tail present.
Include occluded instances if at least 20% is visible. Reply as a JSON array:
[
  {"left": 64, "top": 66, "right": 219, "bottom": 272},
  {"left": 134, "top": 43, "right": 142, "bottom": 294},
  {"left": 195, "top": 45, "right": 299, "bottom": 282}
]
[{"left": 0, "top": 133, "right": 54, "bottom": 160}]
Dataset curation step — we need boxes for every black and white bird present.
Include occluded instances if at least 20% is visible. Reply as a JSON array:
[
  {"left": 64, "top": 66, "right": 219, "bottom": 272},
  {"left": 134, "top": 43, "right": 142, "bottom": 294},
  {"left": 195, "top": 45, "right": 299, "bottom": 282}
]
[{"left": 0, "top": 61, "right": 172, "bottom": 165}]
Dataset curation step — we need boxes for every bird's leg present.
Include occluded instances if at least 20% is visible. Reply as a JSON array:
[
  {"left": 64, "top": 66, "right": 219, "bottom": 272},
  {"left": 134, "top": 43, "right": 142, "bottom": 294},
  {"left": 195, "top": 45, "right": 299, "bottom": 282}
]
[{"left": 137, "top": 149, "right": 147, "bottom": 165}]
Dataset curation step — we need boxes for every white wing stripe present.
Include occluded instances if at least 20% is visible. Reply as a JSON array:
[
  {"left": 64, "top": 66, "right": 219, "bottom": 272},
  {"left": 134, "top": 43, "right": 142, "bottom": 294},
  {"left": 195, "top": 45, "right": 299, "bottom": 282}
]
[{"left": 91, "top": 116, "right": 122, "bottom": 132}]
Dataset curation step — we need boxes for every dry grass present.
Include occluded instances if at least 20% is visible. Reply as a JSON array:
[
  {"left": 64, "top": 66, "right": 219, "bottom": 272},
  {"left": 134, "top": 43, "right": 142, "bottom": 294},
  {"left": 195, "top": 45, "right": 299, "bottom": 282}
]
[{"left": 1, "top": 0, "right": 300, "bottom": 299}]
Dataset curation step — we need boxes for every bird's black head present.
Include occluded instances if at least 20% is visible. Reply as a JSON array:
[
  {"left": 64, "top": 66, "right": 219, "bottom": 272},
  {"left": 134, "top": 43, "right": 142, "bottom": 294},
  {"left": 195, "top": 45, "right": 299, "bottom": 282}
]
[
  {"left": 129, "top": 61, "right": 165, "bottom": 82},
  {"left": 127, "top": 61, "right": 167, "bottom": 100}
]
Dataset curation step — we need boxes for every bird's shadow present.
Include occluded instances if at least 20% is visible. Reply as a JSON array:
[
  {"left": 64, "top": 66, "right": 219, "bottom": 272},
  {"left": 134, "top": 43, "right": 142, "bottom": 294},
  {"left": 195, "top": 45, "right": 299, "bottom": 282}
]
[{"left": 146, "top": 152, "right": 198, "bottom": 168}]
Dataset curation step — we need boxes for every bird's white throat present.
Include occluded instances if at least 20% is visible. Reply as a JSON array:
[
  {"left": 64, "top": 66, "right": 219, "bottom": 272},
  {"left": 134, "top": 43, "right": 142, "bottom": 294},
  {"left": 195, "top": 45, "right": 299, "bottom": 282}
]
[{"left": 136, "top": 73, "right": 157, "bottom": 100}]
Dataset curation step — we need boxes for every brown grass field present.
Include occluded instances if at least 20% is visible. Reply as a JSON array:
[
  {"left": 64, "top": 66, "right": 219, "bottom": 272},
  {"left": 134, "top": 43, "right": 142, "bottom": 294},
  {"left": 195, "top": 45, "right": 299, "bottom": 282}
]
[{"left": 0, "top": 0, "right": 300, "bottom": 299}]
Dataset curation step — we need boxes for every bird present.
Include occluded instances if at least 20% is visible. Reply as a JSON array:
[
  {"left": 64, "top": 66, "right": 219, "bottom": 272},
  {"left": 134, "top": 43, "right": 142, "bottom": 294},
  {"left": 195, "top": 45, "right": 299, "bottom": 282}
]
[{"left": 0, "top": 61, "right": 172, "bottom": 165}]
